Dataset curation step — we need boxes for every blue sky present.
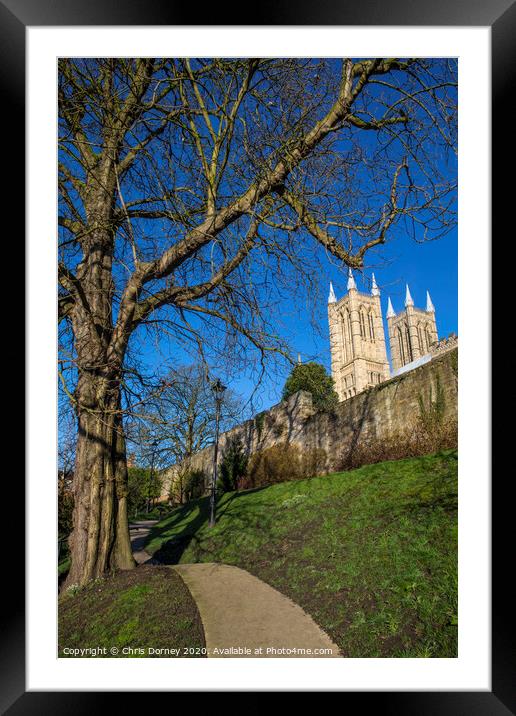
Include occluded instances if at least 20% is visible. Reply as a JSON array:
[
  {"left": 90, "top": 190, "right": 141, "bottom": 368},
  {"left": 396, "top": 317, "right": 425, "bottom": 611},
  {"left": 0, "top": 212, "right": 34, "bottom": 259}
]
[
  {"left": 59, "top": 58, "right": 458, "bottom": 425},
  {"left": 134, "top": 222, "right": 457, "bottom": 416},
  {"left": 122, "top": 59, "right": 457, "bottom": 416},
  {"left": 235, "top": 228, "right": 457, "bottom": 410},
  {"left": 126, "top": 66, "right": 458, "bottom": 416}
]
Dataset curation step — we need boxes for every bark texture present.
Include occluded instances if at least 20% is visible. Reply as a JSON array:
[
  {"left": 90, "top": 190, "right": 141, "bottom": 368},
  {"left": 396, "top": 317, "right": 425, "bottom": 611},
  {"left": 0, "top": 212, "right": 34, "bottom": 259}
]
[{"left": 65, "top": 183, "right": 135, "bottom": 587}]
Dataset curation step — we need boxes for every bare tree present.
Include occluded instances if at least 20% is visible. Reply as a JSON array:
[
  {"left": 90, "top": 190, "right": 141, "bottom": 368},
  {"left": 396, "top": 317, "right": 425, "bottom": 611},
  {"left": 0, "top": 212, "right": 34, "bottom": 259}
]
[
  {"left": 58, "top": 57, "right": 457, "bottom": 585},
  {"left": 125, "top": 365, "right": 243, "bottom": 503}
]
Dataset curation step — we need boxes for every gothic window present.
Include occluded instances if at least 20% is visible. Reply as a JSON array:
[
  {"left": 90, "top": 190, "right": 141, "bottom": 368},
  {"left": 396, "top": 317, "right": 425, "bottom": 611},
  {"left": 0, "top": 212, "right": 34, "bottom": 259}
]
[
  {"left": 346, "top": 309, "right": 354, "bottom": 357},
  {"left": 405, "top": 325, "right": 413, "bottom": 362},
  {"left": 340, "top": 320, "right": 348, "bottom": 363},
  {"left": 368, "top": 312, "right": 375, "bottom": 341},
  {"left": 426, "top": 325, "right": 433, "bottom": 350},
  {"left": 342, "top": 309, "right": 350, "bottom": 361},
  {"left": 397, "top": 326, "right": 405, "bottom": 365},
  {"left": 418, "top": 323, "right": 426, "bottom": 353},
  {"left": 359, "top": 309, "right": 366, "bottom": 339}
]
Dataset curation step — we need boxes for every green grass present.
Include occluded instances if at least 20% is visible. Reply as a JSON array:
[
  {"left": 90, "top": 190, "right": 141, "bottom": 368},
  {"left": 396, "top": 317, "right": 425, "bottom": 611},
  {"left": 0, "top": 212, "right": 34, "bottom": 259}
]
[
  {"left": 146, "top": 450, "right": 458, "bottom": 658},
  {"left": 59, "top": 566, "right": 206, "bottom": 657}
]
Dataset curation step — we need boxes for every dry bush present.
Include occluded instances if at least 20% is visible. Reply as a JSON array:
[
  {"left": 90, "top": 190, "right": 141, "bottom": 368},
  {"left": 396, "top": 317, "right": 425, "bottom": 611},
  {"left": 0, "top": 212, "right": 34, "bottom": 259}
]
[
  {"left": 337, "top": 417, "right": 458, "bottom": 472},
  {"left": 300, "top": 447, "right": 328, "bottom": 479},
  {"left": 240, "top": 443, "right": 328, "bottom": 489},
  {"left": 337, "top": 376, "right": 457, "bottom": 472}
]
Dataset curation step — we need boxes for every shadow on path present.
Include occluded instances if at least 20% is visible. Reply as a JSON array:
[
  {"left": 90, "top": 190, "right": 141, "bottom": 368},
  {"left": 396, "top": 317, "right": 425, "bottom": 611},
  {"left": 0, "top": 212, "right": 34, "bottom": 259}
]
[{"left": 129, "top": 520, "right": 159, "bottom": 565}]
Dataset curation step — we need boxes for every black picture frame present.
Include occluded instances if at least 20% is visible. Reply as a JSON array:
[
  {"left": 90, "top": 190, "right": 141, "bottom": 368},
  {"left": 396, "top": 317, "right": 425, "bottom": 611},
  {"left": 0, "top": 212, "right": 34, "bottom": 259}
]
[{"left": 7, "top": 0, "right": 507, "bottom": 709}]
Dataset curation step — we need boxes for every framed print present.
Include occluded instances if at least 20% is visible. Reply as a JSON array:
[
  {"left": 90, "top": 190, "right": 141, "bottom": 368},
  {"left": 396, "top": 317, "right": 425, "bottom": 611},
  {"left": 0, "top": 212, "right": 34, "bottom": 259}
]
[{"left": 5, "top": 0, "right": 510, "bottom": 709}]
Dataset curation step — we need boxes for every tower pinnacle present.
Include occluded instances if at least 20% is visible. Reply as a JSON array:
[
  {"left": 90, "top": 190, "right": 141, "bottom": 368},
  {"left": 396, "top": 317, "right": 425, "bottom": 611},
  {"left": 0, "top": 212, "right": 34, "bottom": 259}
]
[
  {"left": 371, "top": 273, "right": 380, "bottom": 297},
  {"left": 347, "top": 268, "right": 357, "bottom": 290},
  {"left": 426, "top": 290, "right": 435, "bottom": 312},
  {"left": 386, "top": 297, "right": 396, "bottom": 318},
  {"left": 328, "top": 282, "right": 336, "bottom": 304},
  {"left": 405, "top": 284, "right": 414, "bottom": 307}
]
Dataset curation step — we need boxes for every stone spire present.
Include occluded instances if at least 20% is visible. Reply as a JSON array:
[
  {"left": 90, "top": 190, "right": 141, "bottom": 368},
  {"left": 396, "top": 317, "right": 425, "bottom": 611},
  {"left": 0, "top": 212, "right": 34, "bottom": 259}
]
[
  {"left": 371, "top": 273, "right": 380, "bottom": 297},
  {"left": 347, "top": 267, "right": 357, "bottom": 291},
  {"left": 386, "top": 296, "right": 396, "bottom": 318},
  {"left": 426, "top": 290, "right": 435, "bottom": 312},
  {"left": 328, "top": 281, "right": 336, "bottom": 304},
  {"left": 405, "top": 284, "right": 414, "bottom": 307}
]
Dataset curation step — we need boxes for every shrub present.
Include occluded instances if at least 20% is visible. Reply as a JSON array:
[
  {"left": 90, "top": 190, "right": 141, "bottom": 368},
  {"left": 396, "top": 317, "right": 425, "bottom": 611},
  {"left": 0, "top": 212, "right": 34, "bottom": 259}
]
[
  {"left": 184, "top": 469, "right": 206, "bottom": 501},
  {"left": 128, "top": 466, "right": 163, "bottom": 516},
  {"left": 254, "top": 411, "right": 266, "bottom": 440},
  {"left": 282, "top": 362, "right": 339, "bottom": 412},
  {"left": 218, "top": 437, "right": 248, "bottom": 494},
  {"left": 242, "top": 443, "right": 301, "bottom": 489},
  {"left": 240, "top": 443, "right": 328, "bottom": 489},
  {"left": 300, "top": 447, "right": 328, "bottom": 478},
  {"left": 335, "top": 373, "right": 457, "bottom": 471},
  {"left": 336, "top": 418, "right": 458, "bottom": 471}
]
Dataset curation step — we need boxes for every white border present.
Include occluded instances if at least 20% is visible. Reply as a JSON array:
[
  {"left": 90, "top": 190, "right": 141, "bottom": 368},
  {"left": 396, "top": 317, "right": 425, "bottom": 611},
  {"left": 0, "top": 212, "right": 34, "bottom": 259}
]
[{"left": 27, "top": 26, "right": 490, "bottom": 691}]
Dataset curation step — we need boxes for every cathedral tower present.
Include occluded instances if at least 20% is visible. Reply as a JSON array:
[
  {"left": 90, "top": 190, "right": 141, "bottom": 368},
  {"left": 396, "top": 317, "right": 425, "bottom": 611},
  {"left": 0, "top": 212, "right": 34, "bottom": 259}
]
[
  {"left": 386, "top": 286, "right": 438, "bottom": 372},
  {"left": 328, "top": 271, "right": 390, "bottom": 402}
]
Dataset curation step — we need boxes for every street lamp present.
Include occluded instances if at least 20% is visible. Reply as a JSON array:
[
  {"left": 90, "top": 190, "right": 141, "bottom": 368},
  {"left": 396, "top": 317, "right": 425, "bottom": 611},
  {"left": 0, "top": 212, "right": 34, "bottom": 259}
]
[
  {"left": 146, "top": 440, "right": 159, "bottom": 514},
  {"left": 209, "top": 378, "right": 226, "bottom": 527}
]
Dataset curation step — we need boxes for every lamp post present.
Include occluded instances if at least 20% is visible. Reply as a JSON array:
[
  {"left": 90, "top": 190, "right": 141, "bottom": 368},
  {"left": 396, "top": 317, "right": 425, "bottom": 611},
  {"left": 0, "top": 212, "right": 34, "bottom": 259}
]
[
  {"left": 146, "top": 440, "right": 159, "bottom": 514},
  {"left": 209, "top": 378, "right": 226, "bottom": 527}
]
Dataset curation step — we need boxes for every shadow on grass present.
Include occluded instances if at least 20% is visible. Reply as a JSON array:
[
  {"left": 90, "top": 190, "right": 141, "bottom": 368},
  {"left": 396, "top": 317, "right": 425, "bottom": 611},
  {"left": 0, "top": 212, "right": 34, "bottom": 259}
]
[{"left": 150, "top": 486, "right": 271, "bottom": 565}]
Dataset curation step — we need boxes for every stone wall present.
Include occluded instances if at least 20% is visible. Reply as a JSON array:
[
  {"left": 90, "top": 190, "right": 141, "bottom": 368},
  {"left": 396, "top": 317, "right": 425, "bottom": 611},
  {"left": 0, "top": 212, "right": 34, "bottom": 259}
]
[{"left": 160, "top": 347, "right": 458, "bottom": 500}]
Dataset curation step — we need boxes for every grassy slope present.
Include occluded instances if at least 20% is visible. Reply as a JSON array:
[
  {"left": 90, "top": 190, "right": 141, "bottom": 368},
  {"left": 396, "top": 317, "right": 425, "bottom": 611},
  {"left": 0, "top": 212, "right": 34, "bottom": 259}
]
[
  {"left": 59, "top": 566, "right": 206, "bottom": 657},
  {"left": 146, "top": 450, "right": 458, "bottom": 657}
]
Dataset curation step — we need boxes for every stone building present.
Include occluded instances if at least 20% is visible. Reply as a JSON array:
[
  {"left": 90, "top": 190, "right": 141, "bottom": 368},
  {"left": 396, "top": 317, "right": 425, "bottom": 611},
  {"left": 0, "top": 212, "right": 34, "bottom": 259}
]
[
  {"left": 328, "top": 272, "right": 441, "bottom": 402},
  {"left": 159, "top": 273, "right": 457, "bottom": 500},
  {"left": 387, "top": 285, "right": 438, "bottom": 374},
  {"left": 160, "top": 348, "right": 458, "bottom": 501},
  {"left": 328, "top": 269, "right": 390, "bottom": 401}
]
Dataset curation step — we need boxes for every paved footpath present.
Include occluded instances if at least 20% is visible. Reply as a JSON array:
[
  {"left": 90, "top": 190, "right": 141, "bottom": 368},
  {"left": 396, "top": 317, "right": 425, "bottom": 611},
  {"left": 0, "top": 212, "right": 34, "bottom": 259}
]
[
  {"left": 129, "top": 520, "right": 158, "bottom": 565},
  {"left": 173, "top": 562, "right": 341, "bottom": 658}
]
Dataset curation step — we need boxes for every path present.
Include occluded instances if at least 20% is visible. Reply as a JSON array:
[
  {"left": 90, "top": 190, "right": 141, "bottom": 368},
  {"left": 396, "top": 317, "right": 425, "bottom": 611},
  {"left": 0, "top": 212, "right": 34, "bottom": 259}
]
[
  {"left": 173, "top": 563, "right": 340, "bottom": 658},
  {"left": 129, "top": 520, "right": 158, "bottom": 565}
]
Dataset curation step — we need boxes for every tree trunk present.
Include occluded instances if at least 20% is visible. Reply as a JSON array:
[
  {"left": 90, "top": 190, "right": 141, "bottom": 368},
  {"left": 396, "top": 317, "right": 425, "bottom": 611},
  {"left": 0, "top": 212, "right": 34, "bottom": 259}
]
[
  {"left": 65, "top": 369, "right": 135, "bottom": 588},
  {"left": 64, "top": 179, "right": 136, "bottom": 588}
]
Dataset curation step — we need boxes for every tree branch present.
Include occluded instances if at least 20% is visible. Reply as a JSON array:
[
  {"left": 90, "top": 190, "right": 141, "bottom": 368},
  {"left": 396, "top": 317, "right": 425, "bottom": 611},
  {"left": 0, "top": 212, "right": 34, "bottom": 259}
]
[{"left": 280, "top": 159, "right": 408, "bottom": 266}]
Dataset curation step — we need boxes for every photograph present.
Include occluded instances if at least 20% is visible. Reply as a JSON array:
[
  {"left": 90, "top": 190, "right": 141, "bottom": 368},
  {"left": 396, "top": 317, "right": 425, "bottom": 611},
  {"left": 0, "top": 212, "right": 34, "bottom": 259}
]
[{"left": 56, "top": 56, "right": 459, "bottom": 660}]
